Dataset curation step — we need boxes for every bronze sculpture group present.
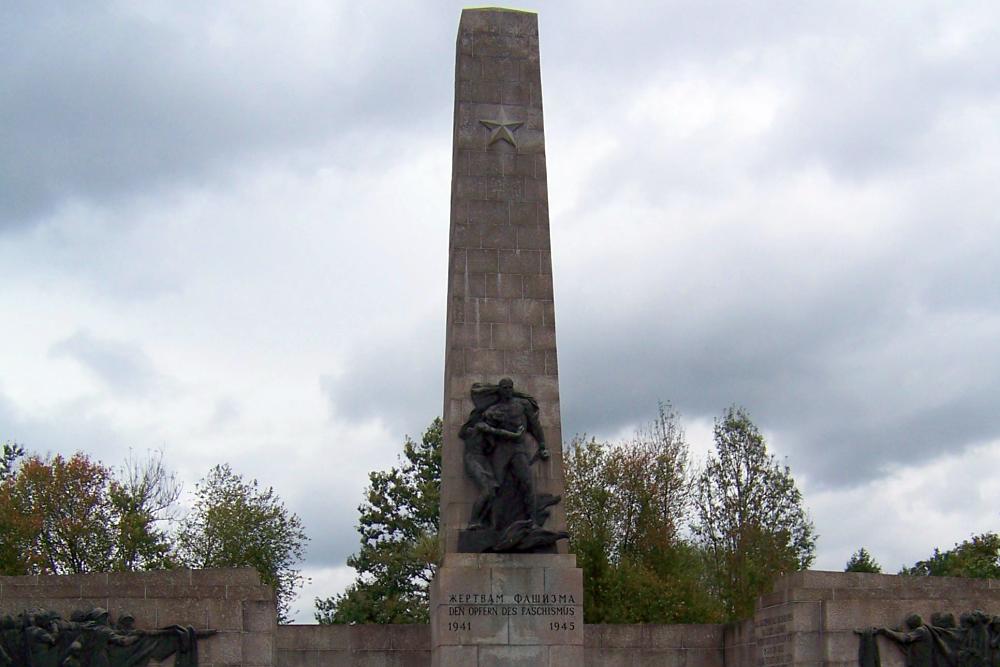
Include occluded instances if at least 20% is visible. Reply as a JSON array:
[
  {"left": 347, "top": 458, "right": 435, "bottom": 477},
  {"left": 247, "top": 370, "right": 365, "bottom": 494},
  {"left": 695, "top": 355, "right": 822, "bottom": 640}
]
[
  {"left": 0, "top": 607, "right": 214, "bottom": 667},
  {"left": 860, "top": 610, "right": 1000, "bottom": 667},
  {"left": 459, "top": 378, "right": 569, "bottom": 553}
]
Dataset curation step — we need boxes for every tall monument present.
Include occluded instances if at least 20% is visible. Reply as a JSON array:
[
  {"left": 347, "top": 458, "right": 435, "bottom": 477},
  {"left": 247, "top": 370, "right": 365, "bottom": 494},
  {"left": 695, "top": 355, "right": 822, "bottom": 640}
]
[{"left": 432, "top": 8, "right": 583, "bottom": 666}]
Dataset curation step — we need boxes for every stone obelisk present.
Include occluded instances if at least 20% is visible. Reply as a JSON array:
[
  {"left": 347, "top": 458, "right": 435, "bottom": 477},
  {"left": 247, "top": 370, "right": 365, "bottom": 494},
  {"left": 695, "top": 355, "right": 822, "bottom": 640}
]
[{"left": 431, "top": 8, "right": 583, "bottom": 667}]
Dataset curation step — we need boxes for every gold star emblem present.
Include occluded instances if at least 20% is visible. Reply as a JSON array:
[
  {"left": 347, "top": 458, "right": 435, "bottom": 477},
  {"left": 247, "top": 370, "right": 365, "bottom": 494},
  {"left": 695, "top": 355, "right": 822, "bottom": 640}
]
[{"left": 479, "top": 107, "right": 524, "bottom": 148}]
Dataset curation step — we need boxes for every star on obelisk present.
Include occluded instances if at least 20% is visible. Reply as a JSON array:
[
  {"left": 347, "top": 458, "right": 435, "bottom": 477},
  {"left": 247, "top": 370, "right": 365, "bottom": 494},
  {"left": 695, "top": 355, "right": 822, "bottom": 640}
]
[{"left": 479, "top": 107, "right": 524, "bottom": 148}]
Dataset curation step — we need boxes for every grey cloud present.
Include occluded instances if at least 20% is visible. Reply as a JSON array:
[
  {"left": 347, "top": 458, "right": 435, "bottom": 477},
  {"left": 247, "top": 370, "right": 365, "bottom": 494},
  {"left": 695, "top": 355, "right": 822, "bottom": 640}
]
[
  {"left": 0, "top": 390, "right": 126, "bottom": 460},
  {"left": 0, "top": 2, "right": 456, "bottom": 229},
  {"left": 320, "top": 317, "right": 443, "bottom": 439},
  {"left": 49, "top": 329, "right": 163, "bottom": 398}
]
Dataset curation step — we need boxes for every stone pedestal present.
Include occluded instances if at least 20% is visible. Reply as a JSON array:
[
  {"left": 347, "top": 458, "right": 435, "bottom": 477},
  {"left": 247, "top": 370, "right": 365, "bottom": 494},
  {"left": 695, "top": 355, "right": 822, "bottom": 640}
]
[{"left": 431, "top": 553, "right": 583, "bottom": 666}]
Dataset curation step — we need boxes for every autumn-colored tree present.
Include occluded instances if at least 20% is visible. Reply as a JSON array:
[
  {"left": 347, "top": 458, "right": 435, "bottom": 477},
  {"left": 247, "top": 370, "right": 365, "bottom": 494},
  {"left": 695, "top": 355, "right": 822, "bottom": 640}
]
[
  {"left": 0, "top": 450, "right": 181, "bottom": 575},
  {"left": 0, "top": 453, "right": 116, "bottom": 574},
  {"left": 564, "top": 405, "right": 721, "bottom": 623}
]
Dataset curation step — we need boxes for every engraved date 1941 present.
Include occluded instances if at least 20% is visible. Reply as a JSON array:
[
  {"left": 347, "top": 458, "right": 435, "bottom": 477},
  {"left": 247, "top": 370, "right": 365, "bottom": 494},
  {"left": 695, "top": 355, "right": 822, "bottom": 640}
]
[{"left": 448, "top": 622, "right": 472, "bottom": 631}]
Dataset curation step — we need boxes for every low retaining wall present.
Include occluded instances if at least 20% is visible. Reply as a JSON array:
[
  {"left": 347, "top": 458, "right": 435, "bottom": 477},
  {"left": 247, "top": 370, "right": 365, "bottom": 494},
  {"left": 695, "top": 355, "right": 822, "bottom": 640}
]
[
  {"left": 0, "top": 567, "right": 276, "bottom": 667},
  {"left": 6, "top": 569, "right": 1000, "bottom": 666},
  {"left": 275, "top": 572, "right": 1000, "bottom": 667},
  {"left": 753, "top": 571, "right": 1000, "bottom": 667}
]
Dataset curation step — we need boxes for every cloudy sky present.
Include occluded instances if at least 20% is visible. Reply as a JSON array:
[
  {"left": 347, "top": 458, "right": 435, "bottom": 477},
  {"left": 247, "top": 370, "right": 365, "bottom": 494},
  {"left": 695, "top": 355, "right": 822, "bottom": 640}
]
[{"left": 3, "top": 0, "right": 1000, "bottom": 621}]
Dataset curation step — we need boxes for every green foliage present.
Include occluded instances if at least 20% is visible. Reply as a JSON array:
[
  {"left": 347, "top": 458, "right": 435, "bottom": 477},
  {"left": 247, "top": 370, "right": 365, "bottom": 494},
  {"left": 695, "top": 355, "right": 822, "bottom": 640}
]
[
  {"left": 692, "top": 406, "right": 816, "bottom": 621},
  {"left": 845, "top": 547, "right": 882, "bottom": 573},
  {"left": 0, "top": 441, "right": 24, "bottom": 480},
  {"left": 564, "top": 405, "right": 722, "bottom": 623},
  {"left": 177, "top": 463, "right": 308, "bottom": 623},
  {"left": 315, "top": 419, "right": 442, "bottom": 624},
  {"left": 109, "top": 450, "right": 181, "bottom": 571},
  {"left": 0, "top": 450, "right": 180, "bottom": 576},
  {"left": 899, "top": 533, "right": 1000, "bottom": 578}
]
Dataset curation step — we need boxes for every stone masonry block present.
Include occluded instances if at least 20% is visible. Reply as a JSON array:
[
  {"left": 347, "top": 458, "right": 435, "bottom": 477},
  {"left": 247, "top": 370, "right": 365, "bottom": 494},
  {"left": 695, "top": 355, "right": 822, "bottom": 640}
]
[
  {"left": 456, "top": 175, "right": 487, "bottom": 199},
  {"left": 493, "top": 323, "right": 531, "bottom": 350},
  {"left": 481, "top": 223, "right": 518, "bottom": 249},
  {"left": 477, "top": 297, "right": 510, "bottom": 323},
  {"left": 458, "top": 54, "right": 482, "bottom": 81},
  {"left": 510, "top": 202, "right": 538, "bottom": 226},
  {"left": 509, "top": 299, "right": 545, "bottom": 325},
  {"left": 436, "top": 644, "right": 478, "bottom": 667},
  {"left": 466, "top": 200, "right": 510, "bottom": 226},
  {"left": 472, "top": 32, "right": 533, "bottom": 59},
  {"left": 517, "top": 225, "right": 550, "bottom": 250},
  {"left": 452, "top": 223, "right": 480, "bottom": 248},
  {"left": 543, "top": 568, "right": 582, "bottom": 595},
  {"left": 479, "top": 644, "right": 547, "bottom": 667},
  {"left": 485, "top": 272, "right": 523, "bottom": 298},
  {"left": 491, "top": 566, "right": 544, "bottom": 596},
  {"left": 467, "top": 348, "right": 505, "bottom": 373},
  {"left": 550, "top": 644, "right": 584, "bottom": 667},
  {"left": 467, "top": 248, "right": 500, "bottom": 273},
  {"left": 512, "top": 154, "right": 537, "bottom": 177},
  {"left": 202, "top": 630, "right": 242, "bottom": 663},
  {"left": 486, "top": 174, "right": 524, "bottom": 201},
  {"left": 276, "top": 625, "right": 349, "bottom": 651},
  {"left": 191, "top": 568, "right": 261, "bottom": 586},
  {"left": 523, "top": 177, "right": 548, "bottom": 203},
  {"left": 452, "top": 321, "right": 493, "bottom": 347},
  {"left": 482, "top": 56, "right": 521, "bottom": 82},
  {"left": 466, "top": 150, "right": 513, "bottom": 177},
  {"left": 531, "top": 326, "right": 557, "bottom": 351},
  {"left": 243, "top": 599, "right": 276, "bottom": 633},
  {"left": 155, "top": 599, "right": 209, "bottom": 627},
  {"left": 523, "top": 274, "right": 553, "bottom": 299},
  {"left": 500, "top": 249, "right": 541, "bottom": 274},
  {"left": 504, "top": 350, "right": 547, "bottom": 374},
  {"left": 453, "top": 270, "right": 487, "bottom": 297},
  {"left": 501, "top": 82, "right": 531, "bottom": 106},
  {"left": 242, "top": 631, "right": 274, "bottom": 664},
  {"left": 458, "top": 79, "right": 503, "bottom": 104},
  {"left": 200, "top": 598, "right": 242, "bottom": 632}
]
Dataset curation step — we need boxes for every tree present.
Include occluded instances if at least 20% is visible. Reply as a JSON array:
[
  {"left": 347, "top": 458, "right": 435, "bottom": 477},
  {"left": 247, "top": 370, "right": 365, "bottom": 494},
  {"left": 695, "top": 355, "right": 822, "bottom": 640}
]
[
  {"left": 109, "top": 449, "right": 181, "bottom": 571},
  {"left": 0, "top": 441, "right": 24, "bottom": 480},
  {"left": 0, "top": 453, "right": 116, "bottom": 574},
  {"left": 177, "top": 464, "right": 308, "bottom": 623},
  {"left": 692, "top": 406, "right": 816, "bottom": 621},
  {"left": 315, "top": 419, "right": 442, "bottom": 624},
  {"left": 845, "top": 547, "right": 882, "bottom": 573},
  {"left": 899, "top": 533, "right": 1000, "bottom": 578},
  {"left": 564, "top": 405, "right": 721, "bottom": 623},
  {"left": 0, "top": 450, "right": 181, "bottom": 576}
]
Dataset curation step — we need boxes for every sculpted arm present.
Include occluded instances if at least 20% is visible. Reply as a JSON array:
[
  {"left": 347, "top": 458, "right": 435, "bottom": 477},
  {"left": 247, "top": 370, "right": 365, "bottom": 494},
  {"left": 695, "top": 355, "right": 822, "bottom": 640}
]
[{"left": 524, "top": 402, "right": 549, "bottom": 458}]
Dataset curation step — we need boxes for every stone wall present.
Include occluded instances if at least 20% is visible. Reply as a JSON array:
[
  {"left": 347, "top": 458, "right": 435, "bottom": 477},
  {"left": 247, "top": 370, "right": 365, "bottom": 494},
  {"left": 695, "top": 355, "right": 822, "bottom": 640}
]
[
  {"left": 0, "top": 567, "right": 276, "bottom": 666},
  {"left": 748, "top": 571, "right": 1000, "bottom": 667},
  {"left": 275, "top": 623, "right": 726, "bottom": 667},
  {"left": 275, "top": 571, "right": 1000, "bottom": 667},
  {"left": 584, "top": 624, "right": 726, "bottom": 667},
  {"left": 276, "top": 624, "right": 430, "bottom": 667}
]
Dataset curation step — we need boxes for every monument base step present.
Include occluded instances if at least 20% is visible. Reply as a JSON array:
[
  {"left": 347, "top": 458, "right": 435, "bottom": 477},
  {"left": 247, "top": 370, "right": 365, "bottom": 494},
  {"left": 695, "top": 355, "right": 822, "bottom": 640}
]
[{"left": 430, "top": 553, "right": 583, "bottom": 667}]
